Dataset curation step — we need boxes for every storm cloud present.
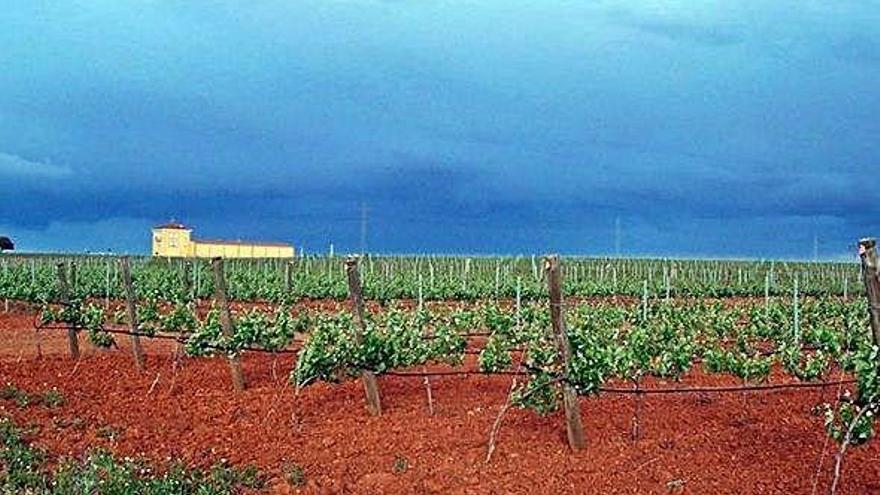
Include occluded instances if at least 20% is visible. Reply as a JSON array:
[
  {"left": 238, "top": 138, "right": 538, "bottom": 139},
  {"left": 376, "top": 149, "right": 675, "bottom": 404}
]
[{"left": 1, "top": 1, "right": 878, "bottom": 258}]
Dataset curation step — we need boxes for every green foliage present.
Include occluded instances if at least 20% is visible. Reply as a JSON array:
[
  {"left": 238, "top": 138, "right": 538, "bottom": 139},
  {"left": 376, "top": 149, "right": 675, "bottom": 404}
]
[
  {"left": 0, "top": 417, "right": 47, "bottom": 491},
  {"left": 0, "top": 416, "right": 265, "bottom": 494},
  {"left": 152, "top": 302, "right": 198, "bottom": 337},
  {"left": 392, "top": 455, "right": 409, "bottom": 474},
  {"left": 182, "top": 303, "right": 299, "bottom": 357},
  {"left": 42, "top": 389, "right": 65, "bottom": 409},
  {"left": 823, "top": 394, "right": 876, "bottom": 446},
  {"left": 282, "top": 461, "right": 306, "bottom": 488},
  {"left": 13, "top": 258, "right": 876, "bottom": 448},
  {"left": 780, "top": 344, "right": 829, "bottom": 381},
  {"left": 1, "top": 384, "right": 33, "bottom": 408},
  {"left": 0, "top": 255, "right": 865, "bottom": 303},
  {"left": 479, "top": 335, "right": 511, "bottom": 373},
  {"left": 184, "top": 307, "right": 223, "bottom": 357},
  {"left": 702, "top": 347, "right": 773, "bottom": 382},
  {"left": 95, "top": 425, "right": 122, "bottom": 441},
  {"left": 137, "top": 299, "right": 162, "bottom": 336},
  {"left": 824, "top": 342, "right": 880, "bottom": 446},
  {"left": 39, "top": 301, "right": 116, "bottom": 348},
  {"left": 1, "top": 385, "right": 65, "bottom": 409},
  {"left": 567, "top": 314, "right": 618, "bottom": 395},
  {"left": 426, "top": 317, "right": 467, "bottom": 366},
  {"left": 292, "top": 308, "right": 467, "bottom": 388},
  {"left": 512, "top": 372, "right": 559, "bottom": 415},
  {"left": 291, "top": 312, "right": 358, "bottom": 387}
]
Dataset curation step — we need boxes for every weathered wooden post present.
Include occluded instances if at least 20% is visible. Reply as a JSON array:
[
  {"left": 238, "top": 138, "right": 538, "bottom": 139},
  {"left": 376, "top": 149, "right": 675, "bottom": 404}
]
[
  {"left": 2, "top": 260, "right": 8, "bottom": 313},
  {"left": 56, "top": 262, "right": 80, "bottom": 360},
  {"left": 345, "top": 255, "right": 382, "bottom": 416},
  {"left": 494, "top": 260, "right": 501, "bottom": 300},
  {"left": 858, "top": 238, "right": 880, "bottom": 346},
  {"left": 194, "top": 260, "right": 201, "bottom": 299},
  {"left": 104, "top": 258, "right": 112, "bottom": 309},
  {"left": 119, "top": 257, "right": 146, "bottom": 372},
  {"left": 544, "top": 255, "right": 586, "bottom": 450},
  {"left": 285, "top": 260, "right": 294, "bottom": 294},
  {"left": 515, "top": 276, "right": 522, "bottom": 331},
  {"left": 416, "top": 271, "right": 435, "bottom": 414},
  {"left": 664, "top": 263, "right": 672, "bottom": 302},
  {"left": 418, "top": 273, "right": 424, "bottom": 311},
  {"left": 69, "top": 261, "right": 77, "bottom": 296},
  {"left": 211, "top": 257, "right": 246, "bottom": 392},
  {"left": 182, "top": 260, "right": 192, "bottom": 301},
  {"left": 793, "top": 277, "right": 800, "bottom": 345}
]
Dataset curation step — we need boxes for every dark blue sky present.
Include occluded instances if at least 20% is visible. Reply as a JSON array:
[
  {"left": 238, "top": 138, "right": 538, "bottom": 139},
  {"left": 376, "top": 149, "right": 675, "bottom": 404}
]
[{"left": 1, "top": 1, "right": 878, "bottom": 259}]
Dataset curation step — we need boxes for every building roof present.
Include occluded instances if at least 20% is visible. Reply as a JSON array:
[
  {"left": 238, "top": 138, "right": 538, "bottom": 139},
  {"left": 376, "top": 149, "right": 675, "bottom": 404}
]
[
  {"left": 152, "top": 221, "right": 291, "bottom": 247},
  {"left": 154, "top": 221, "right": 189, "bottom": 230},
  {"left": 194, "top": 238, "right": 292, "bottom": 248}
]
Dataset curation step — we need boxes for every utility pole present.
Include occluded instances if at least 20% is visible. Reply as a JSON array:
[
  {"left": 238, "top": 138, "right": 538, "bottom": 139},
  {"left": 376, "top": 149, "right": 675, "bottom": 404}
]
[
  {"left": 614, "top": 216, "right": 621, "bottom": 257},
  {"left": 813, "top": 234, "right": 819, "bottom": 262},
  {"left": 360, "top": 202, "right": 368, "bottom": 255}
]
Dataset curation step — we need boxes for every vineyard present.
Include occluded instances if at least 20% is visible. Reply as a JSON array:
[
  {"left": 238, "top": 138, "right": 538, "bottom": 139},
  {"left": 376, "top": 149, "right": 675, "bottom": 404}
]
[
  {"left": 2, "top": 247, "right": 880, "bottom": 494},
  {"left": 0, "top": 253, "right": 864, "bottom": 303}
]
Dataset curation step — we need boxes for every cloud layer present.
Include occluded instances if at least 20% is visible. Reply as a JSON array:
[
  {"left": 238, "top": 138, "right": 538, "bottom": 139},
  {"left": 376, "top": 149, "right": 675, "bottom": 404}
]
[
  {"left": 0, "top": 153, "right": 71, "bottom": 179},
  {"left": 1, "top": 1, "right": 878, "bottom": 258}
]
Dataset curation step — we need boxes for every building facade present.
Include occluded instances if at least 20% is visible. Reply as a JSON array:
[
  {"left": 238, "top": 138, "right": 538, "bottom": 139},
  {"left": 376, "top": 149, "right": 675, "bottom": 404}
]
[{"left": 151, "top": 222, "right": 294, "bottom": 258}]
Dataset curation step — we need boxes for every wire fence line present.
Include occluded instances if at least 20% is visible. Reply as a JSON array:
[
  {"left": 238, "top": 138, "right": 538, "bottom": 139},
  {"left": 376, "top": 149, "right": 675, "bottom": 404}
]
[{"left": 28, "top": 320, "right": 859, "bottom": 397}]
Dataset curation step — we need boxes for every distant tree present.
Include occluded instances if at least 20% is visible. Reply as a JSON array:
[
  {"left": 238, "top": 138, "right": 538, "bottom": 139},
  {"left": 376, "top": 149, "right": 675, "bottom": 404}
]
[{"left": 0, "top": 236, "right": 14, "bottom": 252}]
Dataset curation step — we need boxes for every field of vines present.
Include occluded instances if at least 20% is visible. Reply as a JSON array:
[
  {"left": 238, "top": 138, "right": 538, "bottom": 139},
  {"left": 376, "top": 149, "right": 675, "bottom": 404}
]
[
  {"left": 2, "top": 251, "right": 880, "bottom": 493},
  {"left": 0, "top": 253, "right": 864, "bottom": 303}
]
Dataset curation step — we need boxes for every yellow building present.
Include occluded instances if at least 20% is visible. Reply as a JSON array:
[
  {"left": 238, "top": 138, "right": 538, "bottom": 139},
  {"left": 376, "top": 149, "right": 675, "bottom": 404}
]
[{"left": 151, "top": 222, "right": 295, "bottom": 258}]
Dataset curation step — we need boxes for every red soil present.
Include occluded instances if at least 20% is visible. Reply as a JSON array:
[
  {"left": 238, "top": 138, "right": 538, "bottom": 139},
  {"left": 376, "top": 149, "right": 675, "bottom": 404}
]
[{"left": 1, "top": 309, "right": 879, "bottom": 494}]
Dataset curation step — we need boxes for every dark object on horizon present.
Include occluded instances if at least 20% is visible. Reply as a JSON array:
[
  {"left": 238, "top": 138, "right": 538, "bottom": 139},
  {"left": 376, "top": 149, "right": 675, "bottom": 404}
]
[{"left": 0, "top": 236, "right": 13, "bottom": 252}]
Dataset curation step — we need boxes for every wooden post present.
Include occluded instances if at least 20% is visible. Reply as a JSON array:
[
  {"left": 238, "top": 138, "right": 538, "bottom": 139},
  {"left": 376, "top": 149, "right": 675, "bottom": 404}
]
[
  {"left": 494, "top": 260, "right": 501, "bottom": 300},
  {"left": 418, "top": 273, "right": 424, "bottom": 311},
  {"left": 104, "top": 258, "right": 111, "bottom": 309},
  {"left": 793, "top": 277, "right": 800, "bottom": 345},
  {"left": 345, "top": 255, "right": 382, "bottom": 416},
  {"left": 69, "top": 261, "right": 77, "bottom": 296},
  {"left": 2, "top": 260, "right": 8, "bottom": 314},
  {"left": 858, "top": 238, "right": 880, "bottom": 346},
  {"left": 194, "top": 261, "right": 201, "bottom": 299},
  {"left": 211, "top": 258, "right": 246, "bottom": 392},
  {"left": 119, "top": 257, "right": 146, "bottom": 372},
  {"left": 56, "top": 263, "right": 80, "bottom": 360},
  {"left": 544, "top": 255, "right": 586, "bottom": 450},
  {"left": 285, "top": 260, "right": 294, "bottom": 294},
  {"left": 416, "top": 271, "right": 433, "bottom": 414},
  {"left": 663, "top": 265, "right": 670, "bottom": 301},
  {"left": 515, "top": 276, "right": 522, "bottom": 331},
  {"left": 182, "top": 260, "right": 192, "bottom": 301}
]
